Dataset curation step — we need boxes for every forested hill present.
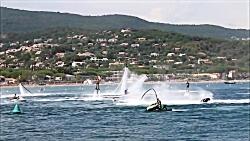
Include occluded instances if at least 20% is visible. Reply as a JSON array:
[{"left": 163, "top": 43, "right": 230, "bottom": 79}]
[{"left": 1, "top": 7, "right": 249, "bottom": 39}]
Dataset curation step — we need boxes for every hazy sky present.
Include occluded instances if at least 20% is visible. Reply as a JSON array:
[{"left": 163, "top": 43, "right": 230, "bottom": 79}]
[{"left": 1, "top": 0, "right": 249, "bottom": 29}]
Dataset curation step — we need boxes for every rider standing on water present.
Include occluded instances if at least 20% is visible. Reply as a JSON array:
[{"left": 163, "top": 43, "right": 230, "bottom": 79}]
[
  {"left": 95, "top": 75, "right": 101, "bottom": 91},
  {"left": 186, "top": 80, "right": 190, "bottom": 92}
]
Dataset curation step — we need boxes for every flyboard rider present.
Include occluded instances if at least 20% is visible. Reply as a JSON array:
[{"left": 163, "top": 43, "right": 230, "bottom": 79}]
[{"left": 95, "top": 75, "right": 101, "bottom": 93}]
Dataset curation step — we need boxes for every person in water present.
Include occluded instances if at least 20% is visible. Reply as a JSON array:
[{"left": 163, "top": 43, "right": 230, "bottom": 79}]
[
  {"left": 95, "top": 75, "right": 101, "bottom": 91},
  {"left": 186, "top": 80, "right": 190, "bottom": 92}
]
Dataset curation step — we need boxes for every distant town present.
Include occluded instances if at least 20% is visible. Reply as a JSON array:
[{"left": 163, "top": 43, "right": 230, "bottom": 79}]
[{"left": 0, "top": 28, "right": 249, "bottom": 86}]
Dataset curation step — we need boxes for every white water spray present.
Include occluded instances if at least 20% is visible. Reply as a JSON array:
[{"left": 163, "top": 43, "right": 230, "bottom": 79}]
[
  {"left": 115, "top": 73, "right": 215, "bottom": 106},
  {"left": 113, "top": 67, "right": 130, "bottom": 95},
  {"left": 19, "top": 83, "right": 32, "bottom": 95}
]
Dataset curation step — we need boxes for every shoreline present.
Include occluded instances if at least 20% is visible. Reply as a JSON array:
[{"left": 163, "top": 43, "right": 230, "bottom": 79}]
[{"left": 0, "top": 79, "right": 249, "bottom": 88}]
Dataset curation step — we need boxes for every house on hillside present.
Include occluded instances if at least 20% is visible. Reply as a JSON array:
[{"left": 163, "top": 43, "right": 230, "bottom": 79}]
[
  {"left": 167, "top": 53, "right": 175, "bottom": 57},
  {"left": 121, "top": 28, "right": 131, "bottom": 33},
  {"left": 55, "top": 53, "right": 65, "bottom": 58},
  {"left": 174, "top": 48, "right": 181, "bottom": 52},
  {"left": 55, "top": 61, "right": 65, "bottom": 67},
  {"left": 0, "top": 43, "right": 4, "bottom": 48},
  {"left": 197, "top": 52, "right": 207, "bottom": 57},
  {"left": 10, "top": 43, "right": 18, "bottom": 47},
  {"left": 118, "top": 52, "right": 127, "bottom": 56},
  {"left": 152, "top": 44, "right": 160, "bottom": 47},
  {"left": 131, "top": 44, "right": 140, "bottom": 48},
  {"left": 179, "top": 53, "right": 186, "bottom": 57},
  {"left": 96, "top": 38, "right": 107, "bottom": 43},
  {"left": 192, "top": 73, "right": 220, "bottom": 79},
  {"left": 137, "top": 37, "right": 146, "bottom": 41},
  {"left": 188, "top": 64, "right": 196, "bottom": 68},
  {"left": 188, "top": 56, "right": 196, "bottom": 60},
  {"left": 174, "top": 62, "right": 183, "bottom": 65},
  {"left": 149, "top": 60, "right": 157, "bottom": 63},
  {"left": 102, "top": 51, "right": 108, "bottom": 55},
  {"left": 72, "top": 61, "right": 85, "bottom": 68},
  {"left": 55, "top": 77, "right": 63, "bottom": 81},
  {"left": 100, "top": 43, "right": 107, "bottom": 47},
  {"left": 165, "top": 59, "right": 175, "bottom": 64},
  {"left": 88, "top": 43, "right": 94, "bottom": 46},
  {"left": 35, "top": 62, "right": 44, "bottom": 68},
  {"left": 77, "top": 52, "right": 95, "bottom": 57},
  {"left": 120, "top": 43, "right": 129, "bottom": 47},
  {"left": 153, "top": 65, "right": 170, "bottom": 70},
  {"left": 198, "top": 59, "right": 213, "bottom": 65},
  {"left": 5, "top": 78, "right": 17, "bottom": 84},
  {"left": 34, "top": 38, "right": 42, "bottom": 43},
  {"left": 108, "top": 38, "right": 117, "bottom": 43},
  {"left": 35, "top": 51, "right": 42, "bottom": 55},
  {"left": 90, "top": 57, "right": 108, "bottom": 62},
  {"left": 150, "top": 53, "right": 159, "bottom": 57}
]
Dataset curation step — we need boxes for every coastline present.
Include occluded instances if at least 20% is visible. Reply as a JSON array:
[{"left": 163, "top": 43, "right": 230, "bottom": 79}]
[{"left": 1, "top": 79, "right": 249, "bottom": 88}]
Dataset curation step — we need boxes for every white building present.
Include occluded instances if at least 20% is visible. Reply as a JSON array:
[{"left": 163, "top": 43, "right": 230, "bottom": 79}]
[
  {"left": 72, "top": 61, "right": 85, "bottom": 67},
  {"left": 150, "top": 53, "right": 159, "bottom": 57}
]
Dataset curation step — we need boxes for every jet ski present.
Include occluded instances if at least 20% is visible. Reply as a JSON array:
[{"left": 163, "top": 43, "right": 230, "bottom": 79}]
[
  {"left": 201, "top": 98, "right": 211, "bottom": 103},
  {"left": 141, "top": 88, "right": 172, "bottom": 112},
  {"left": 9, "top": 95, "right": 26, "bottom": 102},
  {"left": 146, "top": 104, "right": 172, "bottom": 112}
]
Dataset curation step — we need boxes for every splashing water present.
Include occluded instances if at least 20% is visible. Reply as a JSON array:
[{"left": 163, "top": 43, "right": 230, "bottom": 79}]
[
  {"left": 19, "top": 83, "right": 32, "bottom": 95},
  {"left": 113, "top": 67, "right": 129, "bottom": 95},
  {"left": 115, "top": 74, "right": 214, "bottom": 106}
]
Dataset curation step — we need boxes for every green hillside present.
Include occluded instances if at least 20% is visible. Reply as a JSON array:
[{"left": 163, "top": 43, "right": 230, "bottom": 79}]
[{"left": 1, "top": 7, "right": 249, "bottom": 39}]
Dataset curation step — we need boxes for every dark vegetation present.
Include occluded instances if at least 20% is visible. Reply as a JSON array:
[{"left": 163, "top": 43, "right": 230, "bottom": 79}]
[{"left": 1, "top": 7, "right": 249, "bottom": 39}]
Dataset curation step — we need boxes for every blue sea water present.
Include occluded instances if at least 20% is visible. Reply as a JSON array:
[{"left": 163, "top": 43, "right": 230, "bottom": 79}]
[{"left": 0, "top": 82, "right": 249, "bottom": 141}]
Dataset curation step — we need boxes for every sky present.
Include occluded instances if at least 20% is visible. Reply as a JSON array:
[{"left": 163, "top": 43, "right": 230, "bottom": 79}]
[{"left": 1, "top": 0, "right": 249, "bottom": 29}]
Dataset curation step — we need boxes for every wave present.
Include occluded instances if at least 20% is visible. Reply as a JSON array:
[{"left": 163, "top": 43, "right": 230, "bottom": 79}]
[
  {"left": 172, "top": 109, "right": 189, "bottom": 112},
  {"left": 0, "top": 91, "right": 94, "bottom": 99},
  {"left": 30, "top": 95, "right": 109, "bottom": 102},
  {"left": 212, "top": 99, "right": 250, "bottom": 104},
  {"left": 0, "top": 93, "right": 54, "bottom": 99},
  {"left": 237, "top": 92, "right": 250, "bottom": 95},
  {"left": 115, "top": 98, "right": 250, "bottom": 106}
]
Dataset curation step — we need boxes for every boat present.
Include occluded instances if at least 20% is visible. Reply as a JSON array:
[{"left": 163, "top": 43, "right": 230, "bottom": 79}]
[
  {"left": 224, "top": 81, "right": 236, "bottom": 84},
  {"left": 10, "top": 96, "right": 26, "bottom": 102}
]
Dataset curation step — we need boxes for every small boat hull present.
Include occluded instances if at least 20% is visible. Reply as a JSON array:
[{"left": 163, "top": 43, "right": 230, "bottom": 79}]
[
  {"left": 224, "top": 81, "right": 236, "bottom": 84},
  {"left": 146, "top": 104, "right": 172, "bottom": 112},
  {"left": 10, "top": 97, "right": 26, "bottom": 102}
]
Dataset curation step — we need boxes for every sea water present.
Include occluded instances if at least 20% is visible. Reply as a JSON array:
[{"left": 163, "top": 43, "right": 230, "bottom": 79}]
[{"left": 0, "top": 82, "right": 249, "bottom": 140}]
